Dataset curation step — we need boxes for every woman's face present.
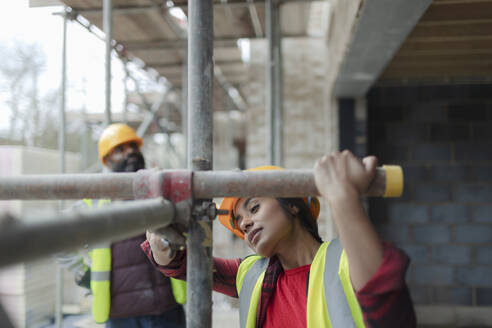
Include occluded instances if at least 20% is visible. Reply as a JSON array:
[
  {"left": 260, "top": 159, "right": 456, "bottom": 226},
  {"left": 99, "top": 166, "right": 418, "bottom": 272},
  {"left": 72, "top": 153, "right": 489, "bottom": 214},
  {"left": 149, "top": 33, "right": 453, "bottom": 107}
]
[{"left": 234, "top": 197, "right": 294, "bottom": 257}]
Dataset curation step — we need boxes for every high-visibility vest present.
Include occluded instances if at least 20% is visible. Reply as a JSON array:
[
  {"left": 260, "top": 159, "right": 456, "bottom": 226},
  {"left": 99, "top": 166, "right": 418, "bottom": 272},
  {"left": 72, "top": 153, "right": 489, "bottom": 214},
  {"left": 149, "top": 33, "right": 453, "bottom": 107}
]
[
  {"left": 83, "top": 199, "right": 112, "bottom": 323},
  {"left": 82, "top": 199, "right": 187, "bottom": 323},
  {"left": 236, "top": 238, "right": 365, "bottom": 328}
]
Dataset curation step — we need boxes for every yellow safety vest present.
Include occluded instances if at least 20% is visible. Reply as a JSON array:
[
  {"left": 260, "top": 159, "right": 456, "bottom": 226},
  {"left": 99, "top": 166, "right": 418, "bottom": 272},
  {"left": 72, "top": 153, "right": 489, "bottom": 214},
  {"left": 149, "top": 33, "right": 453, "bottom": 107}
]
[
  {"left": 82, "top": 199, "right": 187, "bottom": 323},
  {"left": 236, "top": 238, "right": 365, "bottom": 328}
]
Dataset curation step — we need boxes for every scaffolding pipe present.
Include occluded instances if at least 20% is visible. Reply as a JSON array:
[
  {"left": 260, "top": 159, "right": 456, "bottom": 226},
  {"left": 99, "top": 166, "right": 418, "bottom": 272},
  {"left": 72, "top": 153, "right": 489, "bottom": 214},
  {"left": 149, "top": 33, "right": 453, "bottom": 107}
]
[
  {"left": 182, "top": 46, "right": 188, "bottom": 167},
  {"left": 274, "top": 0, "right": 284, "bottom": 166},
  {"left": 0, "top": 173, "right": 135, "bottom": 200},
  {"left": 73, "top": 0, "right": 324, "bottom": 14},
  {"left": 187, "top": 0, "right": 214, "bottom": 327},
  {"left": 248, "top": 0, "right": 263, "bottom": 37},
  {"left": 0, "top": 303, "right": 14, "bottom": 328},
  {"left": 55, "top": 11, "right": 69, "bottom": 328},
  {"left": 0, "top": 198, "right": 175, "bottom": 268},
  {"left": 103, "top": 0, "right": 113, "bottom": 125},
  {"left": 266, "top": 0, "right": 283, "bottom": 165},
  {"left": 0, "top": 167, "right": 393, "bottom": 200}
]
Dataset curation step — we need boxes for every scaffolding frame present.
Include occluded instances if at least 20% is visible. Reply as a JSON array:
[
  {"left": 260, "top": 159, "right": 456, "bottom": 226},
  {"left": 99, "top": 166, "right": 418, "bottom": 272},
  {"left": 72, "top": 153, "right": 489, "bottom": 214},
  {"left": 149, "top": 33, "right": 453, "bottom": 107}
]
[{"left": 1, "top": 1, "right": 328, "bottom": 327}]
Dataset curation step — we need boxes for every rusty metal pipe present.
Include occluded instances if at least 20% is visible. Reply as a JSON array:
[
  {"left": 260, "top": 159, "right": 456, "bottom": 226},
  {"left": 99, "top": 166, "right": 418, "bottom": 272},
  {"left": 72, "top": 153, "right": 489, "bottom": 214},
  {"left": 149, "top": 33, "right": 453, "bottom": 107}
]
[
  {"left": 0, "top": 166, "right": 401, "bottom": 200},
  {"left": 0, "top": 173, "right": 135, "bottom": 200},
  {"left": 0, "top": 198, "right": 174, "bottom": 268},
  {"left": 193, "top": 166, "right": 396, "bottom": 198}
]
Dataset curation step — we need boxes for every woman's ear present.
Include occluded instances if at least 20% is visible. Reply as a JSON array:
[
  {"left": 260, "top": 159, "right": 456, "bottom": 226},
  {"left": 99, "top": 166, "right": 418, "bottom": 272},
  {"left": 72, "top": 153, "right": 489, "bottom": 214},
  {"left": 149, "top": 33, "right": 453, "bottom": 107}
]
[{"left": 287, "top": 204, "right": 300, "bottom": 216}]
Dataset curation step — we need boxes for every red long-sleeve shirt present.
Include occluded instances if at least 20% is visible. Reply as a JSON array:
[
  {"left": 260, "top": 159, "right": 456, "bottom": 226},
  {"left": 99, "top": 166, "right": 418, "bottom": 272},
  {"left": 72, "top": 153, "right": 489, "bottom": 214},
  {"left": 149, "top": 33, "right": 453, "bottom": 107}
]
[{"left": 141, "top": 241, "right": 416, "bottom": 328}]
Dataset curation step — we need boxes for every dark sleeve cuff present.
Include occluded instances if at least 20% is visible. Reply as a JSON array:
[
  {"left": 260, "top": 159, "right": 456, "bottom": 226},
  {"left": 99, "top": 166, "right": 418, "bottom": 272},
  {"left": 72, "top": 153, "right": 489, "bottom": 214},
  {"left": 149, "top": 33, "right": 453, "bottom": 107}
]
[
  {"left": 140, "top": 240, "right": 187, "bottom": 278},
  {"left": 357, "top": 242, "right": 410, "bottom": 296}
]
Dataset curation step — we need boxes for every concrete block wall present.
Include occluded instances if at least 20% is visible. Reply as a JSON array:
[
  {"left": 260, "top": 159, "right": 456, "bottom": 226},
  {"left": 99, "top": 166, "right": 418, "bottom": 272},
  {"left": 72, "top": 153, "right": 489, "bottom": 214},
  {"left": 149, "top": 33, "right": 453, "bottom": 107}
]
[{"left": 367, "top": 84, "right": 492, "bottom": 308}]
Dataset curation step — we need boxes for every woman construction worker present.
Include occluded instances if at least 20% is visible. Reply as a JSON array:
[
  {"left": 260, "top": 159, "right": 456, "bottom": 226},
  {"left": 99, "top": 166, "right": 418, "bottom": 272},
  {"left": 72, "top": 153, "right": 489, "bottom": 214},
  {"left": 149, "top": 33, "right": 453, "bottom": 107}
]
[{"left": 143, "top": 150, "right": 416, "bottom": 328}]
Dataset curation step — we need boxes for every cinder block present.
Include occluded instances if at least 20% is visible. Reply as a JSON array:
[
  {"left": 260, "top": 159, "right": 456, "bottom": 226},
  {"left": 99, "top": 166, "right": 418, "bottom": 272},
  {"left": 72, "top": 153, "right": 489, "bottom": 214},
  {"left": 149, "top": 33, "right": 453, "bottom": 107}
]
[
  {"left": 414, "top": 225, "right": 450, "bottom": 244},
  {"left": 455, "top": 184, "right": 492, "bottom": 203},
  {"left": 390, "top": 203, "right": 429, "bottom": 224},
  {"left": 456, "top": 267, "right": 492, "bottom": 287},
  {"left": 415, "top": 184, "right": 452, "bottom": 202},
  {"left": 409, "top": 285, "right": 431, "bottom": 305},
  {"left": 400, "top": 244, "right": 429, "bottom": 263},
  {"left": 414, "top": 265, "right": 453, "bottom": 286},
  {"left": 474, "top": 205, "right": 492, "bottom": 223},
  {"left": 455, "top": 142, "right": 492, "bottom": 161},
  {"left": 431, "top": 164, "right": 469, "bottom": 181},
  {"left": 433, "top": 287, "right": 473, "bottom": 306},
  {"left": 471, "top": 123, "right": 492, "bottom": 141},
  {"left": 372, "top": 143, "right": 410, "bottom": 162},
  {"left": 403, "top": 165, "right": 430, "bottom": 181},
  {"left": 476, "top": 247, "right": 492, "bottom": 264},
  {"left": 448, "top": 104, "right": 488, "bottom": 122},
  {"left": 369, "top": 124, "right": 386, "bottom": 143},
  {"left": 431, "top": 204, "right": 469, "bottom": 223},
  {"left": 476, "top": 288, "right": 492, "bottom": 306},
  {"left": 454, "top": 225, "right": 492, "bottom": 243},
  {"left": 472, "top": 165, "right": 492, "bottom": 181},
  {"left": 432, "top": 245, "right": 471, "bottom": 265},
  {"left": 387, "top": 124, "right": 428, "bottom": 145},
  {"left": 413, "top": 144, "right": 451, "bottom": 161},
  {"left": 430, "top": 123, "right": 469, "bottom": 142},
  {"left": 369, "top": 199, "right": 389, "bottom": 222},
  {"left": 407, "top": 105, "right": 447, "bottom": 123},
  {"left": 376, "top": 224, "right": 410, "bottom": 243}
]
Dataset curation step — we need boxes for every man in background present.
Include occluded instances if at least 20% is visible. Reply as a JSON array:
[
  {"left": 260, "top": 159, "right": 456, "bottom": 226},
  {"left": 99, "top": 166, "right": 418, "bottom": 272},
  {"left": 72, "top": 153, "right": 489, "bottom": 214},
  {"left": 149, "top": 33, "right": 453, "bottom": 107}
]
[{"left": 58, "top": 123, "right": 186, "bottom": 328}]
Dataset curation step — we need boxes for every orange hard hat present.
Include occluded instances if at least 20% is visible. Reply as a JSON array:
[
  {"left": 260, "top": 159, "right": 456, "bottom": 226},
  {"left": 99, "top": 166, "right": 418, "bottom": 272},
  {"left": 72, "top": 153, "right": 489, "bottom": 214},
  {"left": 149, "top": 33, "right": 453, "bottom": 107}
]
[
  {"left": 217, "top": 165, "right": 321, "bottom": 239},
  {"left": 98, "top": 123, "right": 143, "bottom": 164}
]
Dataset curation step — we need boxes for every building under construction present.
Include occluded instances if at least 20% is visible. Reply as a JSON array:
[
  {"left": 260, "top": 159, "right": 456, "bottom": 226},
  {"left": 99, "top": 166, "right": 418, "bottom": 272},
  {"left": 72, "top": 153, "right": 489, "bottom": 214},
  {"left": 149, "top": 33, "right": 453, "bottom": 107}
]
[{"left": 1, "top": 0, "right": 492, "bottom": 327}]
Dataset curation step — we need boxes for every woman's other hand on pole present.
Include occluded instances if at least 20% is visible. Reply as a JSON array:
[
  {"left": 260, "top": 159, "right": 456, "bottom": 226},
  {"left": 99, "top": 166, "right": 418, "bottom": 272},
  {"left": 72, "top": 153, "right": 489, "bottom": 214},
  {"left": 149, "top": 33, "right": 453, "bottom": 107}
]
[{"left": 314, "top": 150, "right": 378, "bottom": 204}]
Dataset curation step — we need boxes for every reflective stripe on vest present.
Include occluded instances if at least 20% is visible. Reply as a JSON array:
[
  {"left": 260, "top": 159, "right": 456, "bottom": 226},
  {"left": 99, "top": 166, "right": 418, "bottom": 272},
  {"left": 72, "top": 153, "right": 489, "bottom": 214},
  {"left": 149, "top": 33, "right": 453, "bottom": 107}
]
[
  {"left": 84, "top": 199, "right": 112, "bottom": 323},
  {"left": 170, "top": 278, "right": 187, "bottom": 305},
  {"left": 237, "top": 239, "right": 365, "bottom": 328},
  {"left": 236, "top": 256, "right": 269, "bottom": 328}
]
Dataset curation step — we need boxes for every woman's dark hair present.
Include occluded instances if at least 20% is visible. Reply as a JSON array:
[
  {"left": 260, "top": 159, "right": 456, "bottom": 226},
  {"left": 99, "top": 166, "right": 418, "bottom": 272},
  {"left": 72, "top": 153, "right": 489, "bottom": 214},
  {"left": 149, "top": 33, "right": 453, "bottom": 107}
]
[{"left": 276, "top": 198, "right": 323, "bottom": 243}]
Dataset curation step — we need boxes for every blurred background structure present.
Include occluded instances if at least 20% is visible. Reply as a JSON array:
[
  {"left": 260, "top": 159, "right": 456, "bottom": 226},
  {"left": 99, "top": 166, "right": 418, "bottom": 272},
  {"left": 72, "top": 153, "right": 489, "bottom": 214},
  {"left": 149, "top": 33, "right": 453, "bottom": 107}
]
[{"left": 1, "top": 0, "right": 492, "bottom": 327}]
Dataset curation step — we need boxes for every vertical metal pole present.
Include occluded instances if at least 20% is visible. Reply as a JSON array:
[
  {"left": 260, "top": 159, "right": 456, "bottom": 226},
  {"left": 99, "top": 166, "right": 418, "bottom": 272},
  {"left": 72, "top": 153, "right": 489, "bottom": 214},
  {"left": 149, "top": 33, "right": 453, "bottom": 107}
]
[
  {"left": 266, "top": 0, "right": 280, "bottom": 165},
  {"left": 81, "top": 78, "right": 89, "bottom": 170},
  {"left": 273, "top": 1, "right": 283, "bottom": 166},
  {"left": 55, "top": 11, "right": 68, "bottom": 328},
  {"left": 123, "top": 63, "right": 130, "bottom": 125},
  {"left": 103, "top": 0, "right": 113, "bottom": 126},
  {"left": 187, "top": 1, "right": 214, "bottom": 328},
  {"left": 182, "top": 46, "right": 188, "bottom": 167}
]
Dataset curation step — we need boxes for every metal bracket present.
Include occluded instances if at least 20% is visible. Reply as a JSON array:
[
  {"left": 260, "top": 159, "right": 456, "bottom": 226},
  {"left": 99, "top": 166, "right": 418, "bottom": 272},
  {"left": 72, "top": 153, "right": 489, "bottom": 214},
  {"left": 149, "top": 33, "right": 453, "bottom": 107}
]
[
  {"left": 192, "top": 201, "right": 227, "bottom": 221},
  {"left": 133, "top": 169, "right": 193, "bottom": 227}
]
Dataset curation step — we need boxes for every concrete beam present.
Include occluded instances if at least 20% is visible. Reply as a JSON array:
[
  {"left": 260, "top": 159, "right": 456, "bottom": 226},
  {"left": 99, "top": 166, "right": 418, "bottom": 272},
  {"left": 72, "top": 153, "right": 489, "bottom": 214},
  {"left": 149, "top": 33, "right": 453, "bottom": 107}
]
[{"left": 333, "top": 0, "right": 432, "bottom": 98}]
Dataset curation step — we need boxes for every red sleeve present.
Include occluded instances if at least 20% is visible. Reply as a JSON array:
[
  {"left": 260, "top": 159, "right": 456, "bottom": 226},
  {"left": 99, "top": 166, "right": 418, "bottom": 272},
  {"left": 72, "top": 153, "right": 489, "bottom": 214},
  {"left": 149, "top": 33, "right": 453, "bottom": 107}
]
[
  {"left": 140, "top": 240, "right": 241, "bottom": 298},
  {"left": 355, "top": 242, "right": 416, "bottom": 328}
]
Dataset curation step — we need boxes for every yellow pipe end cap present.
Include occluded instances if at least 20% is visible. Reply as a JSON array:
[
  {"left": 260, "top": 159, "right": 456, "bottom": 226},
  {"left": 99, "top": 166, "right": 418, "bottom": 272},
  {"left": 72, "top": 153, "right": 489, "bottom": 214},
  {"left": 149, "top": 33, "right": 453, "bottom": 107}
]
[{"left": 383, "top": 165, "right": 404, "bottom": 198}]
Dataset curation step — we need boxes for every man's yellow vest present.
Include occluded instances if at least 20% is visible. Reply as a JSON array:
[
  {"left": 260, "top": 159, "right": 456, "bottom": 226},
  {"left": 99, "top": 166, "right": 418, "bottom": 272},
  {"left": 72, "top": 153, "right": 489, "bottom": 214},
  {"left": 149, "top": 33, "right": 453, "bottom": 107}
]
[
  {"left": 83, "top": 199, "right": 187, "bottom": 323},
  {"left": 236, "top": 238, "right": 366, "bottom": 328}
]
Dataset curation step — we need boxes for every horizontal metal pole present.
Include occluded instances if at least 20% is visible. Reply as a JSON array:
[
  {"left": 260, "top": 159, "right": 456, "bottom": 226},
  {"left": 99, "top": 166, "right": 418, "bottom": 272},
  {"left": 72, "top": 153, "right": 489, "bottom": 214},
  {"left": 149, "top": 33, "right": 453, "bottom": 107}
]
[
  {"left": 0, "top": 167, "right": 392, "bottom": 200},
  {"left": 0, "top": 173, "right": 135, "bottom": 200},
  {"left": 73, "top": 0, "right": 321, "bottom": 15},
  {"left": 0, "top": 198, "right": 174, "bottom": 268},
  {"left": 193, "top": 168, "right": 387, "bottom": 198},
  {"left": 123, "top": 34, "right": 315, "bottom": 51}
]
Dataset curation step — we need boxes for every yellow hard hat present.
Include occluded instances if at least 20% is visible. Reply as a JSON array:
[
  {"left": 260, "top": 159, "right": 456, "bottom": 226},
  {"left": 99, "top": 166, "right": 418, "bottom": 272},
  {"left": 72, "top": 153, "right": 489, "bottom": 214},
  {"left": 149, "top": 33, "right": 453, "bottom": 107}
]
[
  {"left": 98, "top": 123, "right": 143, "bottom": 164},
  {"left": 218, "top": 165, "right": 320, "bottom": 239}
]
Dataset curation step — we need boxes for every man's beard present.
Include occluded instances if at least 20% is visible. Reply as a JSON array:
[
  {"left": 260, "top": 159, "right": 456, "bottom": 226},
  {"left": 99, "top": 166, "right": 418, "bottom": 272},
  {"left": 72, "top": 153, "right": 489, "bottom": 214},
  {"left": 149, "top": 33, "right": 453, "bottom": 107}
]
[{"left": 110, "top": 153, "right": 146, "bottom": 172}]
